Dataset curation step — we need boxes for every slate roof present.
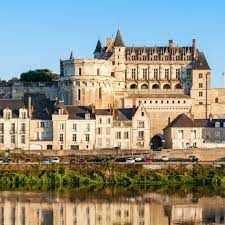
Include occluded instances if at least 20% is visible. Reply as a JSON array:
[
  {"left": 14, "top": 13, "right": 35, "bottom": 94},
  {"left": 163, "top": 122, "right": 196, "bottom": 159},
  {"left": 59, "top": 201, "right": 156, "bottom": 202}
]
[
  {"left": 165, "top": 113, "right": 225, "bottom": 130},
  {"left": 65, "top": 106, "right": 95, "bottom": 120},
  {"left": 0, "top": 99, "right": 24, "bottom": 110},
  {"left": 94, "top": 40, "right": 103, "bottom": 53},
  {"left": 114, "top": 29, "right": 125, "bottom": 47},
  {"left": 192, "top": 50, "right": 210, "bottom": 70}
]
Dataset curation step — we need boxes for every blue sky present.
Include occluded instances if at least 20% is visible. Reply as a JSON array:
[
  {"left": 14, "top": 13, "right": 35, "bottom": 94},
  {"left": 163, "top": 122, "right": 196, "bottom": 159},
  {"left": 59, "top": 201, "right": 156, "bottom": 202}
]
[{"left": 0, "top": 0, "right": 225, "bottom": 87}]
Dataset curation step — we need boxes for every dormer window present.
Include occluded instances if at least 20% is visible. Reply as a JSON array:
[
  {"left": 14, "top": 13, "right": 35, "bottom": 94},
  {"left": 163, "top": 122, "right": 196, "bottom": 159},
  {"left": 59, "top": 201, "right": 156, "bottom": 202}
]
[
  {"left": 215, "top": 122, "right": 220, "bottom": 128},
  {"left": 4, "top": 109, "right": 12, "bottom": 119},
  {"left": 59, "top": 108, "right": 64, "bottom": 115},
  {"left": 85, "top": 113, "right": 90, "bottom": 120},
  {"left": 19, "top": 109, "right": 27, "bottom": 119},
  {"left": 131, "top": 55, "right": 135, "bottom": 61}
]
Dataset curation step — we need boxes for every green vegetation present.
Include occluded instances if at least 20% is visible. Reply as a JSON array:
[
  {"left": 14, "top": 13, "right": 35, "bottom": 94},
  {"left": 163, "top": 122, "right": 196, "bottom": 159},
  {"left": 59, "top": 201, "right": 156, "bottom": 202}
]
[
  {"left": 20, "top": 69, "right": 59, "bottom": 82},
  {"left": 1, "top": 164, "right": 225, "bottom": 190}
]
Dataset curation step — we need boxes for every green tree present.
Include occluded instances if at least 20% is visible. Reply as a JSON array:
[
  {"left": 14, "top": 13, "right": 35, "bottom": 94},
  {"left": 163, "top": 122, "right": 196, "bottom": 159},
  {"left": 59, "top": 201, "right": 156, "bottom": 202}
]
[{"left": 20, "top": 69, "right": 59, "bottom": 82}]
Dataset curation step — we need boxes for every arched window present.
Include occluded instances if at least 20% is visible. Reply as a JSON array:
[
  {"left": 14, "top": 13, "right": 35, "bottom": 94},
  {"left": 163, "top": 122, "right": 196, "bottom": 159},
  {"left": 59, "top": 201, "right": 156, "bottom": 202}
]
[
  {"left": 215, "top": 98, "right": 219, "bottom": 103},
  {"left": 163, "top": 84, "right": 171, "bottom": 89},
  {"left": 130, "top": 84, "right": 137, "bottom": 89},
  {"left": 97, "top": 68, "right": 100, "bottom": 76},
  {"left": 78, "top": 89, "right": 81, "bottom": 100},
  {"left": 152, "top": 84, "right": 160, "bottom": 89},
  {"left": 141, "top": 84, "right": 148, "bottom": 89},
  {"left": 174, "top": 83, "right": 182, "bottom": 89}
]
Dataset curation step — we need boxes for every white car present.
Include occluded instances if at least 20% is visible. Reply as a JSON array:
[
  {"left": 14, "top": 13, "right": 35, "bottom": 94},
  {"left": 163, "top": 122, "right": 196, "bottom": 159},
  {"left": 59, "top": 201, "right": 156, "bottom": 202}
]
[
  {"left": 134, "top": 156, "right": 144, "bottom": 162},
  {"left": 51, "top": 157, "right": 60, "bottom": 164},
  {"left": 161, "top": 156, "right": 169, "bottom": 161},
  {"left": 125, "top": 157, "right": 135, "bottom": 164}
]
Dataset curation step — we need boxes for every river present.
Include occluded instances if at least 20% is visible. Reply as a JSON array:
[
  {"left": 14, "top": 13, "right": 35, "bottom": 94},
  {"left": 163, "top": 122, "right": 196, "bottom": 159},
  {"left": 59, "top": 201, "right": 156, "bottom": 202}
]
[{"left": 0, "top": 188, "right": 224, "bottom": 225}]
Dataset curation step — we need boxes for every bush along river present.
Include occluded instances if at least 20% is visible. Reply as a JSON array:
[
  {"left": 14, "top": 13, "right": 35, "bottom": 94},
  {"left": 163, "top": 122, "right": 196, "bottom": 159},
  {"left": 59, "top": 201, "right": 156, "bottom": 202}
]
[{"left": 0, "top": 164, "right": 225, "bottom": 190}]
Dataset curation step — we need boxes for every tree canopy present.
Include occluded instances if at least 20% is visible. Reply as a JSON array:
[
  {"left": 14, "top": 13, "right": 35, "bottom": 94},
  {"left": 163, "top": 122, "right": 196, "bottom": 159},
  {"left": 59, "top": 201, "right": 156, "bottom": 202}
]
[{"left": 20, "top": 69, "right": 59, "bottom": 82}]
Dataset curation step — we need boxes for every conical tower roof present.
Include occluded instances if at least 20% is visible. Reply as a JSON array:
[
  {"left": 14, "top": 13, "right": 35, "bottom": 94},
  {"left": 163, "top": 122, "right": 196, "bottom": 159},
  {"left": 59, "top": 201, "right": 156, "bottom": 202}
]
[
  {"left": 114, "top": 29, "right": 125, "bottom": 47},
  {"left": 94, "top": 40, "right": 102, "bottom": 53},
  {"left": 70, "top": 51, "right": 74, "bottom": 60}
]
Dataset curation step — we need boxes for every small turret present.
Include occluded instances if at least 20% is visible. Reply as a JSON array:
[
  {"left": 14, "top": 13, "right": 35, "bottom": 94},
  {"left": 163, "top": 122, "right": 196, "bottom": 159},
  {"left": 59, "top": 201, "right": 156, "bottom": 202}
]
[
  {"left": 70, "top": 51, "right": 74, "bottom": 60},
  {"left": 94, "top": 39, "right": 102, "bottom": 53},
  {"left": 114, "top": 29, "right": 125, "bottom": 47}
]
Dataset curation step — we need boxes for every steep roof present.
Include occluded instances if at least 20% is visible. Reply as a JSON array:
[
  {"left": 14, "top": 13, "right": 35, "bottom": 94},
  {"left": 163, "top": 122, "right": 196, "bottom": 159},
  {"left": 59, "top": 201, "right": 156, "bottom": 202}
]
[
  {"left": 65, "top": 106, "right": 95, "bottom": 120},
  {"left": 94, "top": 40, "right": 103, "bottom": 53},
  {"left": 192, "top": 50, "right": 210, "bottom": 70},
  {"left": 114, "top": 29, "right": 125, "bottom": 47},
  {"left": 0, "top": 99, "right": 24, "bottom": 110}
]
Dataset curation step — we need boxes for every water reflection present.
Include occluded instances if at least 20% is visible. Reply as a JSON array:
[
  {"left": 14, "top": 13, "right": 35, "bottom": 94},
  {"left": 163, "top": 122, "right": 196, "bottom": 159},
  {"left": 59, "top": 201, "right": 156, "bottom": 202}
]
[{"left": 0, "top": 190, "right": 224, "bottom": 224}]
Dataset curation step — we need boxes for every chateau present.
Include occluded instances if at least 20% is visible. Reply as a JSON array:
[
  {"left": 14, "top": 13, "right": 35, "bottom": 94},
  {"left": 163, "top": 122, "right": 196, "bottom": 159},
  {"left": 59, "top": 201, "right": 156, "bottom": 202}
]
[{"left": 1, "top": 29, "right": 225, "bottom": 151}]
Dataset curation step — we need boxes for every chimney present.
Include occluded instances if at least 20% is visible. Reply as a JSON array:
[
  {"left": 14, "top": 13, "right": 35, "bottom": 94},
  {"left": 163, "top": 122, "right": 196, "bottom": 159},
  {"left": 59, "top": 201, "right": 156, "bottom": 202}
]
[
  {"left": 91, "top": 104, "right": 95, "bottom": 115},
  {"left": 132, "top": 97, "right": 136, "bottom": 115},
  {"left": 109, "top": 104, "right": 112, "bottom": 115},
  {"left": 169, "top": 40, "right": 174, "bottom": 48},
  {"left": 209, "top": 114, "right": 213, "bottom": 122},
  {"left": 28, "top": 95, "right": 32, "bottom": 118},
  {"left": 192, "top": 39, "right": 196, "bottom": 57}
]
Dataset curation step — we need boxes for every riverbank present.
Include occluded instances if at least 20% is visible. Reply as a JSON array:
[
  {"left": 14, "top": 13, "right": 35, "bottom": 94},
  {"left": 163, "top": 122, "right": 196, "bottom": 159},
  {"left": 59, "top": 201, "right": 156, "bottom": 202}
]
[{"left": 0, "top": 164, "right": 225, "bottom": 190}]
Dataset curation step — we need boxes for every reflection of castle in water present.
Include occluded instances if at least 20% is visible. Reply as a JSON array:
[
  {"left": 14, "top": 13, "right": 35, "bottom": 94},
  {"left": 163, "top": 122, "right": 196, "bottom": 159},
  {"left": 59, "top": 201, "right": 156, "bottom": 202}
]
[{"left": 0, "top": 192, "right": 225, "bottom": 225}]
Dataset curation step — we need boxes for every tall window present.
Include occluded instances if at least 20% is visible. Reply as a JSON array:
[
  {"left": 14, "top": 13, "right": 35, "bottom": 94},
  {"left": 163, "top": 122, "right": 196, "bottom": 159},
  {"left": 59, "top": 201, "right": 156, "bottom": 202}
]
[
  {"left": 85, "top": 134, "right": 90, "bottom": 142},
  {"left": 59, "top": 134, "right": 64, "bottom": 142},
  {"left": 97, "top": 68, "right": 100, "bottom": 75},
  {"left": 199, "top": 91, "right": 203, "bottom": 97},
  {"left": 124, "top": 132, "right": 129, "bottom": 139},
  {"left": 199, "top": 83, "right": 203, "bottom": 88},
  {"left": 199, "top": 73, "right": 203, "bottom": 78},
  {"left": 72, "top": 123, "right": 77, "bottom": 131},
  {"left": 86, "top": 124, "right": 90, "bottom": 132},
  {"left": 79, "top": 68, "right": 82, "bottom": 75},
  {"left": 0, "top": 135, "right": 4, "bottom": 144},
  {"left": 191, "top": 130, "right": 197, "bottom": 139},
  {"left": 21, "top": 123, "right": 26, "bottom": 132},
  {"left": 153, "top": 69, "right": 158, "bottom": 79},
  {"left": 99, "top": 87, "right": 102, "bottom": 99},
  {"left": 72, "top": 134, "right": 76, "bottom": 142},
  {"left": 0, "top": 123, "right": 4, "bottom": 132},
  {"left": 178, "top": 130, "right": 184, "bottom": 139},
  {"left": 21, "top": 135, "right": 25, "bottom": 144},
  {"left": 131, "top": 55, "right": 135, "bottom": 61},
  {"left": 78, "top": 89, "right": 81, "bottom": 101},
  {"left": 176, "top": 69, "right": 181, "bottom": 79},
  {"left": 11, "top": 135, "right": 15, "bottom": 144},
  {"left": 97, "top": 127, "right": 102, "bottom": 135},
  {"left": 116, "top": 132, "right": 121, "bottom": 139},
  {"left": 131, "top": 69, "right": 136, "bottom": 79},
  {"left": 143, "top": 68, "right": 148, "bottom": 79},
  {"left": 138, "top": 131, "right": 144, "bottom": 139},
  {"left": 59, "top": 123, "right": 64, "bottom": 130},
  {"left": 138, "top": 121, "right": 145, "bottom": 128},
  {"left": 11, "top": 123, "right": 15, "bottom": 133},
  {"left": 165, "top": 69, "right": 169, "bottom": 79}
]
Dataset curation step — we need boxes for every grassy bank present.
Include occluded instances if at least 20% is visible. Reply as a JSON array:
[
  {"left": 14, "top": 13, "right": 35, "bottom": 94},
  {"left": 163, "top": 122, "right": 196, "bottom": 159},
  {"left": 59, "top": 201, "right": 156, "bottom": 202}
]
[{"left": 0, "top": 164, "right": 225, "bottom": 190}]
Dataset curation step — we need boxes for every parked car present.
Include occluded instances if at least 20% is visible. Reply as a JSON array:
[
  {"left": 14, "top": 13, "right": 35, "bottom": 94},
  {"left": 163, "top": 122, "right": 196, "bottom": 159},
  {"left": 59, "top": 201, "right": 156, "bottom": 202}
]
[
  {"left": 125, "top": 157, "right": 135, "bottom": 164},
  {"left": 145, "top": 158, "right": 152, "bottom": 164},
  {"left": 114, "top": 157, "right": 126, "bottom": 163},
  {"left": 2, "top": 158, "right": 12, "bottom": 165},
  {"left": 41, "top": 158, "right": 50, "bottom": 164},
  {"left": 79, "top": 158, "right": 87, "bottom": 164},
  {"left": 25, "top": 158, "right": 33, "bottom": 164},
  {"left": 0, "top": 158, "right": 4, "bottom": 164},
  {"left": 70, "top": 158, "right": 78, "bottom": 164},
  {"left": 161, "top": 156, "right": 169, "bottom": 161},
  {"left": 134, "top": 156, "right": 144, "bottom": 162},
  {"left": 188, "top": 155, "right": 199, "bottom": 162},
  {"left": 51, "top": 157, "right": 60, "bottom": 164}
]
